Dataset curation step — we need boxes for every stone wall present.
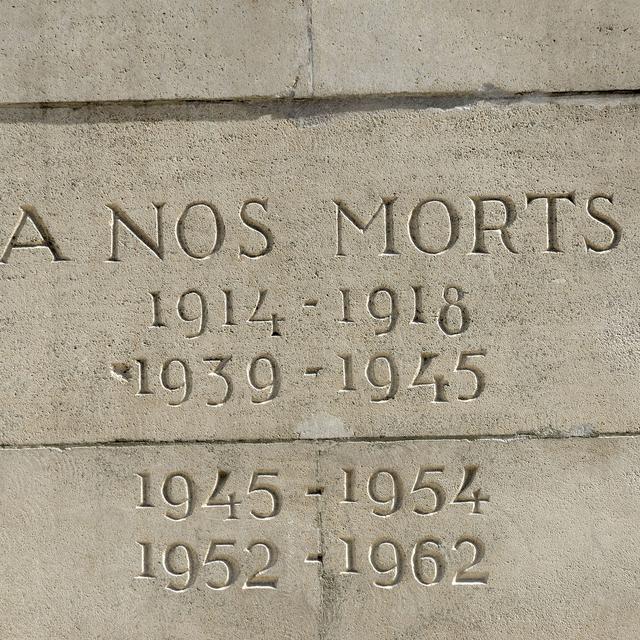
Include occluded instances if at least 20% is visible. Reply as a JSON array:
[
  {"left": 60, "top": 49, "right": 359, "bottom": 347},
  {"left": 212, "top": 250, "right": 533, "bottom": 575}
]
[{"left": 0, "top": 2, "right": 638, "bottom": 638}]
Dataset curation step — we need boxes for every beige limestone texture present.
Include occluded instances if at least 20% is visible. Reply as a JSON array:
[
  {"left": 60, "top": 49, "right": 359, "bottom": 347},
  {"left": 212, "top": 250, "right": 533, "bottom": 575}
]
[
  {"left": 311, "top": 0, "right": 640, "bottom": 96},
  {"left": 0, "top": 437, "right": 638, "bottom": 638},
  {"left": 1, "top": 1, "right": 638, "bottom": 637},
  {"left": 0, "top": 0, "right": 310, "bottom": 103},
  {"left": 1, "top": 1, "right": 640, "bottom": 104},
  {"left": 0, "top": 98, "right": 636, "bottom": 445}
]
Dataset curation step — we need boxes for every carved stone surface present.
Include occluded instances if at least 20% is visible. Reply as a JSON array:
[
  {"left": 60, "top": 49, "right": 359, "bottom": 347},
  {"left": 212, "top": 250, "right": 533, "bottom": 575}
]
[
  {"left": 0, "top": 2, "right": 637, "bottom": 637},
  {"left": 1, "top": 438, "right": 638, "bottom": 639},
  {"left": 0, "top": 99, "right": 636, "bottom": 444}
]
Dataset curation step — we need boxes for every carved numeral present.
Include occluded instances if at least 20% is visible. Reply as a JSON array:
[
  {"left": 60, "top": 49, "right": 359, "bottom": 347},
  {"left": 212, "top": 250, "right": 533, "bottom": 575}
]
[
  {"left": 337, "top": 537, "right": 488, "bottom": 588},
  {"left": 248, "top": 290, "right": 283, "bottom": 337},
  {"left": 244, "top": 542, "right": 279, "bottom": 589},
  {"left": 452, "top": 465, "right": 490, "bottom": 514},
  {"left": 205, "top": 471, "right": 241, "bottom": 520},
  {"left": 140, "top": 540, "right": 280, "bottom": 591}
]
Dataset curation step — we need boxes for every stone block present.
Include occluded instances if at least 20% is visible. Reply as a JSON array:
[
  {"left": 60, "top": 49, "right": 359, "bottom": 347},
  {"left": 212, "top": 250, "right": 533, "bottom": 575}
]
[
  {"left": 0, "top": 437, "right": 637, "bottom": 638},
  {"left": 312, "top": 0, "right": 640, "bottom": 96},
  {"left": 0, "top": 99, "right": 636, "bottom": 444},
  {"left": 0, "top": 0, "right": 310, "bottom": 103}
]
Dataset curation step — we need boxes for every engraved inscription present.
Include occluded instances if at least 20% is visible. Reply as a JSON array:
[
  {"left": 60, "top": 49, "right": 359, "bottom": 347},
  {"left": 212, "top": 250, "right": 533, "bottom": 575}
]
[
  {"left": 134, "top": 462, "right": 491, "bottom": 592},
  {"left": 137, "top": 540, "right": 280, "bottom": 591},
  {"left": 33, "top": 192, "right": 615, "bottom": 423},
  {"left": 341, "top": 466, "right": 489, "bottom": 516},
  {"left": 337, "top": 537, "right": 488, "bottom": 588},
  {"left": 115, "top": 279, "right": 486, "bottom": 407}
]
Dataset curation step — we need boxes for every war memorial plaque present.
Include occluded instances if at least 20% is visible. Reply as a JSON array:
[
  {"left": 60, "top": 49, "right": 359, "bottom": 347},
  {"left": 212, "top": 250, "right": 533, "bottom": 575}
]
[{"left": 1, "top": 3, "right": 640, "bottom": 639}]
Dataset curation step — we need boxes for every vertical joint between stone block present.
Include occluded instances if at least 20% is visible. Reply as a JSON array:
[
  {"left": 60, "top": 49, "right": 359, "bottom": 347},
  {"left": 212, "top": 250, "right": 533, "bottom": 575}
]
[{"left": 305, "top": 0, "right": 315, "bottom": 95}]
